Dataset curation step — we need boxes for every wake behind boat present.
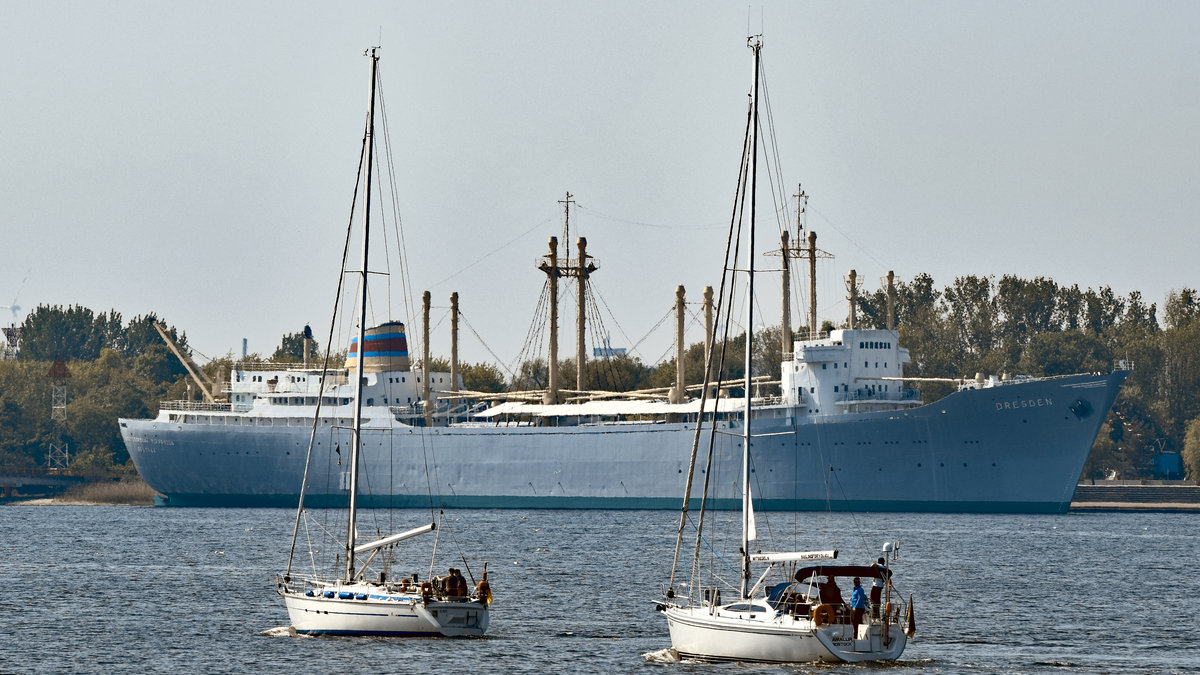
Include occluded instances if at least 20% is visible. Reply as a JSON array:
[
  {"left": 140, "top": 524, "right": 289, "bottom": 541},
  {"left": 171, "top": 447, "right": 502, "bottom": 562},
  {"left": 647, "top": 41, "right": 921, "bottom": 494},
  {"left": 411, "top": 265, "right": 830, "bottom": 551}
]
[{"left": 275, "top": 48, "right": 490, "bottom": 638}]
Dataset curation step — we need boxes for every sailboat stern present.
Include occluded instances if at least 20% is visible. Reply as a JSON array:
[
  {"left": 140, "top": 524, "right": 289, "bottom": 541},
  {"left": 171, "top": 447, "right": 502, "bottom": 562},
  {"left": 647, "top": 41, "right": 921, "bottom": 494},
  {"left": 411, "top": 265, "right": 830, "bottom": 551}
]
[
  {"left": 415, "top": 600, "right": 490, "bottom": 637},
  {"left": 813, "top": 623, "right": 907, "bottom": 662}
]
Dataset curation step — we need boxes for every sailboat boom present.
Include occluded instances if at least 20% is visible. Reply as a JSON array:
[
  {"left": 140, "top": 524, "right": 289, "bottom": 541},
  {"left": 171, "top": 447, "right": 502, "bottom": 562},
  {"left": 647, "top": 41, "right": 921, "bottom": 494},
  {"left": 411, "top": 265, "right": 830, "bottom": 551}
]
[
  {"left": 749, "top": 550, "right": 838, "bottom": 563},
  {"left": 353, "top": 523, "right": 437, "bottom": 555}
]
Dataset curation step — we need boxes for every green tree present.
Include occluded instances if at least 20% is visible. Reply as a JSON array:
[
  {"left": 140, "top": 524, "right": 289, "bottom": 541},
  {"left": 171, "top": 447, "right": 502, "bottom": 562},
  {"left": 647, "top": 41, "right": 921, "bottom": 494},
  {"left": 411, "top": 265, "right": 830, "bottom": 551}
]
[
  {"left": 1083, "top": 286, "right": 1125, "bottom": 335},
  {"left": 273, "top": 328, "right": 317, "bottom": 363},
  {"left": 588, "top": 353, "right": 651, "bottom": 392},
  {"left": 1153, "top": 313, "right": 1200, "bottom": 440},
  {"left": 1054, "top": 283, "right": 1084, "bottom": 331},
  {"left": 942, "top": 275, "right": 998, "bottom": 363},
  {"left": 995, "top": 275, "right": 1059, "bottom": 362},
  {"left": 510, "top": 358, "right": 548, "bottom": 391},
  {"left": 460, "top": 362, "right": 506, "bottom": 393},
  {"left": 0, "top": 305, "right": 193, "bottom": 475},
  {"left": 1182, "top": 416, "right": 1200, "bottom": 481},
  {"left": 1164, "top": 288, "right": 1200, "bottom": 329},
  {"left": 1016, "top": 331, "right": 1109, "bottom": 377},
  {"left": 19, "top": 305, "right": 105, "bottom": 361}
]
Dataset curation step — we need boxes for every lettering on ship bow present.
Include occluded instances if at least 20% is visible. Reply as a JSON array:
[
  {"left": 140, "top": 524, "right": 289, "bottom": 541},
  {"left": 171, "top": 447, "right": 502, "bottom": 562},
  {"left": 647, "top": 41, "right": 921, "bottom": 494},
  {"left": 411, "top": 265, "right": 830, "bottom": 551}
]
[{"left": 995, "top": 397, "right": 1054, "bottom": 411}]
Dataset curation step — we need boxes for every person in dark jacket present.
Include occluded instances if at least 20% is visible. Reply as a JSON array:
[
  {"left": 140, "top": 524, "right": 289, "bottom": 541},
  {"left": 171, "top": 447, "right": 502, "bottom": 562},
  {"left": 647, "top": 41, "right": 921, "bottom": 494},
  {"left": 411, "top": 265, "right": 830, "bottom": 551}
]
[{"left": 818, "top": 576, "right": 843, "bottom": 605}]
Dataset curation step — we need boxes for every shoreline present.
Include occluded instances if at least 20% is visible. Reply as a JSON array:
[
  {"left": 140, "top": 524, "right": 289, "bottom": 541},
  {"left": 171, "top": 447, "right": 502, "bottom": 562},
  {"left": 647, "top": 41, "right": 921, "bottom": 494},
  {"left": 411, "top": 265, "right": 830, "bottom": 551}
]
[
  {"left": 5, "top": 497, "right": 152, "bottom": 507},
  {"left": 7, "top": 496, "right": 1200, "bottom": 512},
  {"left": 1069, "top": 501, "right": 1200, "bottom": 512}
]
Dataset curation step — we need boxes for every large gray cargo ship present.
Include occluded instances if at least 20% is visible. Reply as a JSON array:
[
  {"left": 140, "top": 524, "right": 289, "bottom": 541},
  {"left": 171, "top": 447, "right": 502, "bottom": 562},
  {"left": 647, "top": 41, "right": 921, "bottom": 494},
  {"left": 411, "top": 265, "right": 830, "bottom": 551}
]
[{"left": 120, "top": 321, "right": 1127, "bottom": 513}]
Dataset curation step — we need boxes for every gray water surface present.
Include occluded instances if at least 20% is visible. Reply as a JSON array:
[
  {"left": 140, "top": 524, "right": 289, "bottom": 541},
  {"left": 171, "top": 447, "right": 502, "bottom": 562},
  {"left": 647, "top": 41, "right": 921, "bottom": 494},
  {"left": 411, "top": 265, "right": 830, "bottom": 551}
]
[{"left": 1, "top": 506, "right": 1196, "bottom": 673}]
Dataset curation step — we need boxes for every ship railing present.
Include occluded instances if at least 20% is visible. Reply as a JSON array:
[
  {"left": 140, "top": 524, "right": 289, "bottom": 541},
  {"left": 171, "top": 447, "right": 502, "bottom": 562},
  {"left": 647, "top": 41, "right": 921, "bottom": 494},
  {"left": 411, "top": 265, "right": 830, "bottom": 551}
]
[
  {"left": 158, "top": 400, "right": 233, "bottom": 412},
  {"left": 233, "top": 361, "right": 345, "bottom": 373},
  {"left": 838, "top": 389, "right": 922, "bottom": 404},
  {"left": 789, "top": 330, "right": 830, "bottom": 346},
  {"left": 1114, "top": 359, "right": 1135, "bottom": 371}
]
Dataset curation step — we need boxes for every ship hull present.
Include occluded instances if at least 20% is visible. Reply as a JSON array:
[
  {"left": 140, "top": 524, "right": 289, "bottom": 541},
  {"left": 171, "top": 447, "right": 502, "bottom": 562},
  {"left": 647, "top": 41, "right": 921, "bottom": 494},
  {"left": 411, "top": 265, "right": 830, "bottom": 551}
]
[{"left": 121, "top": 371, "right": 1127, "bottom": 512}]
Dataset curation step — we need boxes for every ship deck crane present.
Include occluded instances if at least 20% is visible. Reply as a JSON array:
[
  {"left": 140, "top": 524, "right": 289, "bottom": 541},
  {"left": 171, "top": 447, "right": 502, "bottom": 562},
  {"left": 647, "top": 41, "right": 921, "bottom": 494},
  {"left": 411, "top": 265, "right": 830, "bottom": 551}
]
[{"left": 150, "top": 318, "right": 224, "bottom": 403}]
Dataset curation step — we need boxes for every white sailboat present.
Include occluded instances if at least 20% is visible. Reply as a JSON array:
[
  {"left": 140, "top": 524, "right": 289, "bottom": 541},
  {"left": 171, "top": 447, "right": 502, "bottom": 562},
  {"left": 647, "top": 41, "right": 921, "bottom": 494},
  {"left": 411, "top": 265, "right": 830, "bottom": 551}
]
[
  {"left": 276, "top": 48, "right": 490, "bottom": 637},
  {"left": 659, "top": 35, "right": 913, "bottom": 664}
]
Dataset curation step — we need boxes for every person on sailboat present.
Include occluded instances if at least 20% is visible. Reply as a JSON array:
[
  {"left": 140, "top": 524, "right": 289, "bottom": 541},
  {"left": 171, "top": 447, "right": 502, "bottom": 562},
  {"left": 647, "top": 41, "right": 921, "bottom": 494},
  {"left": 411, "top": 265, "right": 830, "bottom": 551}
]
[
  {"left": 444, "top": 568, "right": 467, "bottom": 598},
  {"left": 434, "top": 569, "right": 451, "bottom": 595},
  {"left": 818, "top": 576, "right": 843, "bottom": 605},
  {"left": 870, "top": 557, "right": 891, "bottom": 618},
  {"left": 476, "top": 569, "right": 492, "bottom": 605},
  {"left": 850, "top": 577, "right": 868, "bottom": 632}
]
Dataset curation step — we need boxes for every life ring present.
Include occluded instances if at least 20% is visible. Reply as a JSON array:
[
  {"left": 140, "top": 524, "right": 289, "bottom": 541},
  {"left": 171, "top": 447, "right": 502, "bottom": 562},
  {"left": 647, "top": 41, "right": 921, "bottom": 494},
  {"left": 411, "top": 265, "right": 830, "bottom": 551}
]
[
  {"left": 812, "top": 603, "right": 836, "bottom": 627},
  {"left": 884, "top": 601, "right": 893, "bottom": 618}
]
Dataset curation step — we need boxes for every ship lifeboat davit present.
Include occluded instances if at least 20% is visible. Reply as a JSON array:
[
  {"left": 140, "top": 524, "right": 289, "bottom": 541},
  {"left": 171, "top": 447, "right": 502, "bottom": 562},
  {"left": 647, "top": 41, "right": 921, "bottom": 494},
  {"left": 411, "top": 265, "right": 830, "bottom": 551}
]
[{"left": 345, "top": 322, "right": 412, "bottom": 373}]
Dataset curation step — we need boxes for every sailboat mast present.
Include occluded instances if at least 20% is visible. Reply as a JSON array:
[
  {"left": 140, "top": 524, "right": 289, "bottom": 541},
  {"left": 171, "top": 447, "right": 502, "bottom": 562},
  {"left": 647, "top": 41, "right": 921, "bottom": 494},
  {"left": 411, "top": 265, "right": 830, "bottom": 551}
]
[
  {"left": 345, "top": 47, "right": 378, "bottom": 582},
  {"left": 740, "top": 34, "right": 761, "bottom": 601}
]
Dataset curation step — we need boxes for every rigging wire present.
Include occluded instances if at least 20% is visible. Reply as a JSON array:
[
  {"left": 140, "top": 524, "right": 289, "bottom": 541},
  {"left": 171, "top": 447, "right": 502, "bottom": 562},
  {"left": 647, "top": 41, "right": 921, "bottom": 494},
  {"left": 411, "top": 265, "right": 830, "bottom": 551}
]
[
  {"left": 429, "top": 213, "right": 558, "bottom": 290},
  {"left": 589, "top": 287, "right": 641, "bottom": 360},
  {"left": 284, "top": 94, "right": 367, "bottom": 579},
  {"left": 574, "top": 203, "right": 726, "bottom": 231},
  {"left": 459, "top": 312, "right": 517, "bottom": 380},
  {"left": 374, "top": 65, "right": 418, "bottom": 336},
  {"left": 671, "top": 72, "right": 755, "bottom": 597}
]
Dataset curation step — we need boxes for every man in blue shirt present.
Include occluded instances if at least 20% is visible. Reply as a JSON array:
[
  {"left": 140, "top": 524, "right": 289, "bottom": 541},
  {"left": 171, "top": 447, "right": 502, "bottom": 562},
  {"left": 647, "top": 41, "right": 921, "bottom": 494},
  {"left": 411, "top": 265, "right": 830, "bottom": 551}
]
[{"left": 850, "top": 577, "right": 868, "bottom": 633}]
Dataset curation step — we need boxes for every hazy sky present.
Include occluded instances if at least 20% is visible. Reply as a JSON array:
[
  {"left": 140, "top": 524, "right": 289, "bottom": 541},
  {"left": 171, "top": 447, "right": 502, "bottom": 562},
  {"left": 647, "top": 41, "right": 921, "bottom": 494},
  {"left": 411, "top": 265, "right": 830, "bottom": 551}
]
[{"left": 2, "top": 1, "right": 1197, "bottom": 374}]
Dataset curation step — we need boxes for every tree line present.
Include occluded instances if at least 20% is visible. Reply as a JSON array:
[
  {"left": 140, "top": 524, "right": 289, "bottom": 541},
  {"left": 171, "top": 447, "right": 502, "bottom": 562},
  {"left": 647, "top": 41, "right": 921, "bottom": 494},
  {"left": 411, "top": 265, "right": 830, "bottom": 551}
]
[{"left": 2, "top": 275, "right": 1199, "bottom": 482}]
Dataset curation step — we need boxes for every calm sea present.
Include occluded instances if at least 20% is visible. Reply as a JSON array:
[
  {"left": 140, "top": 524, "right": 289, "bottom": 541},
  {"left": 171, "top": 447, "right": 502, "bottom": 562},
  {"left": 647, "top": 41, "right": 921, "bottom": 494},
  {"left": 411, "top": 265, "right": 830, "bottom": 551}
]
[{"left": 0, "top": 505, "right": 1196, "bottom": 674}]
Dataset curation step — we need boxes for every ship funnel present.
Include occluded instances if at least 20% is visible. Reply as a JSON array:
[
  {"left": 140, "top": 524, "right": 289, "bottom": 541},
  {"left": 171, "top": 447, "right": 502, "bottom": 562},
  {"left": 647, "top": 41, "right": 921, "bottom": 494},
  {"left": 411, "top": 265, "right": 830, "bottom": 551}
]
[{"left": 345, "top": 321, "right": 411, "bottom": 373}]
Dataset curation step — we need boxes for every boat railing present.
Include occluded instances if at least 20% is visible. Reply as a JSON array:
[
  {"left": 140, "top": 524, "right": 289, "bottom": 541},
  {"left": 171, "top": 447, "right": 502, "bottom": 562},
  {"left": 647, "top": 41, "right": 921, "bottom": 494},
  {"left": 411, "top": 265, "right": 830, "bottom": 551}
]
[{"left": 765, "top": 582, "right": 910, "bottom": 630}]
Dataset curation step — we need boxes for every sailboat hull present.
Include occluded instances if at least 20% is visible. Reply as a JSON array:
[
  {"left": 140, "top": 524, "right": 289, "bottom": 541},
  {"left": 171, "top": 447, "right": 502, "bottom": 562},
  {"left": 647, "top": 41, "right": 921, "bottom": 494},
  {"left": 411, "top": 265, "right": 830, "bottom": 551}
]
[
  {"left": 281, "top": 587, "right": 488, "bottom": 637},
  {"left": 664, "top": 605, "right": 905, "bottom": 664}
]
